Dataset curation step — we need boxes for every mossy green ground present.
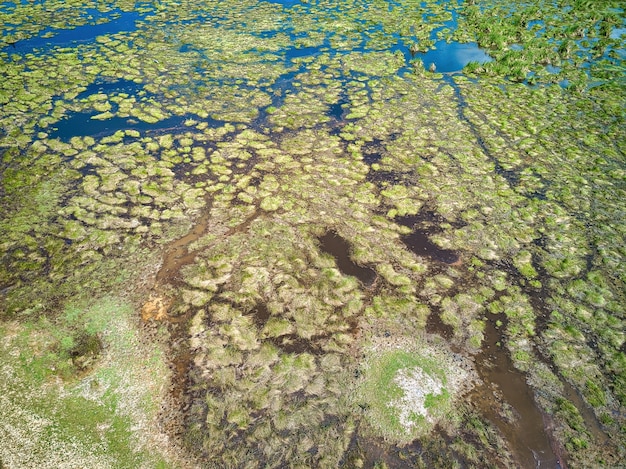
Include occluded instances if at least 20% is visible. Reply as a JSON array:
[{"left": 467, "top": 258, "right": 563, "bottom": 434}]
[
  {"left": 353, "top": 344, "right": 473, "bottom": 444},
  {"left": 0, "top": 297, "right": 180, "bottom": 468},
  {"left": 1, "top": 0, "right": 625, "bottom": 467}
]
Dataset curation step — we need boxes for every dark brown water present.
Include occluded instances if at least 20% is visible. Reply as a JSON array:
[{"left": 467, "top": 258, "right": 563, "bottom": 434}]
[
  {"left": 156, "top": 203, "right": 258, "bottom": 287},
  {"left": 401, "top": 229, "right": 460, "bottom": 265},
  {"left": 425, "top": 309, "right": 454, "bottom": 339},
  {"left": 156, "top": 210, "right": 211, "bottom": 285},
  {"left": 474, "top": 319, "right": 560, "bottom": 468},
  {"left": 249, "top": 303, "right": 271, "bottom": 327},
  {"left": 318, "top": 231, "right": 377, "bottom": 286},
  {"left": 396, "top": 213, "right": 461, "bottom": 265}
]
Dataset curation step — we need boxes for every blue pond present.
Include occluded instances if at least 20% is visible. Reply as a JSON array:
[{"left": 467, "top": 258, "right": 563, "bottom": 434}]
[
  {"left": 75, "top": 79, "right": 144, "bottom": 101},
  {"left": 414, "top": 40, "right": 493, "bottom": 73},
  {"left": 263, "top": 0, "right": 300, "bottom": 6},
  {"left": 285, "top": 46, "right": 322, "bottom": 60},
  {"left": 48, "top": 112, "right": 188, "bottom": 142}
]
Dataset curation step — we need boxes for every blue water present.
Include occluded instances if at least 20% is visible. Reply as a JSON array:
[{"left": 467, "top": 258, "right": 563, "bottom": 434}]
[
  {"left": 414, "top": 40, "right": 493, "bottom": 73},
  {"left": 75, "top": 79, "right": 145, "bottom": 101},
  {"left": 328, "top": 96, "right": 349, "bottom": 120},
  {"left": 611, "top": 27, "right": 626, "bottom": 39},
  {"left": 48, "top": 112, "right": 187, "bottom": 142},
  {"left": 285, "top": 45, "right": 322, "bottom": 60},
  {"left": 263, "top": 0, "right": 300, "bottom": 6},
  {"left": 285, "top": 47, "right": 320, "bottom": 59},
  {"left": 3, "top": 10, "right": 142, "bottom": 54},
  {"left": 14, "top": 0, "right": 617, "bottom": 145}
]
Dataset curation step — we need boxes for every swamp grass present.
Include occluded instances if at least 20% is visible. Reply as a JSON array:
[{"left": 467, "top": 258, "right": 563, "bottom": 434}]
[{"left": 1, "top": 0, "right": 625, "bottom": 467}]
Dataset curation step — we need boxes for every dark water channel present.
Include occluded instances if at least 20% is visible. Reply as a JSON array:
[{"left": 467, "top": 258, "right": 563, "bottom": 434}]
[
  {"left": 156, "top": 209, "right": 212, "bottom": 286},
  {"left": 317, "top": 222, "right": 559, "bottom": 465},
  {"left": 425, "top": 299, "right": 560, "bottom": 466},
  {"left": 396, "top": 213, "right": 461, "bottom": 265},
  {"left": 318, "top": 231, "right": 376, "bottom": 286},
  {"left": 474, "top": 318, "right": 560, "bottom": 468}
]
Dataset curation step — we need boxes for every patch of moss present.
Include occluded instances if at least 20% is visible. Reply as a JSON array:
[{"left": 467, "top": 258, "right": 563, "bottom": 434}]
[{"left": 354, "top": 343, "right": 471, "bottom": 444}]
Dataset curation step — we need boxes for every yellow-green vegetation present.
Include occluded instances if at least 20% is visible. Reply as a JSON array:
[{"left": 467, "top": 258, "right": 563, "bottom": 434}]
[{"left": 1, "top": 0, "right": 625, "bottom": 468}]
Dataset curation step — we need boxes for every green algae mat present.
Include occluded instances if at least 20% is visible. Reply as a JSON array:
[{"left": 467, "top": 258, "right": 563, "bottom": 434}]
[{"left": 1, "top": 0, "right": 625, "bottom": 467}]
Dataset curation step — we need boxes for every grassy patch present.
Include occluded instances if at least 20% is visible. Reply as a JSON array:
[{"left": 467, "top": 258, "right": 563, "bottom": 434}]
[
  {"left": 354, "top": 345, "right": 469, "bottom": 444},
  {"left": 0, "top": 297, "right": 177, "bottom": 468}
]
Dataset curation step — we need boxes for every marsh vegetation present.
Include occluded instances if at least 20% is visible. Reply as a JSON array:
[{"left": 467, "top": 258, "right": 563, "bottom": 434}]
[{"left": 1, "top": 0, "right": 625, "bottom": 468}]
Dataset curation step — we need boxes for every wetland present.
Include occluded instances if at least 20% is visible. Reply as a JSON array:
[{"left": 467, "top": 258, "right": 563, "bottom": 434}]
[{"left": 1, "top": 0, "right": 625, "bottom": 468}]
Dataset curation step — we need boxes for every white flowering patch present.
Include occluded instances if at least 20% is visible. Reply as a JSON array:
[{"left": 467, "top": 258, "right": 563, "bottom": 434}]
[
  {"left": 390, "top": 367, "right": 444, "bottom": 430},
  {"left": 355, "top": 337, "right": 478, "bottom": 444}
]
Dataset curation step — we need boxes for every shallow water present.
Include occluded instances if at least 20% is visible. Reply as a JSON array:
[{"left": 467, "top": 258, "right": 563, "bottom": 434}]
[
  {"left": 318, "top": 231, "right": 377, "bottom": 286},
  {"left": 401, "top": 229, "right": 460, "bottom": 265},
  {"left": 49, "top": 112, "right": 189, "bottom": 141},
  {"left": 474, "top": 319, "right": 559, "bottom": 468},
  {"left": 397, "top": 213, "right": 461, "bottom": 265},
  {"left": 414, "top": 40, "right": 493, "bottom": 73},
  {"left": 156, "top": 210, "right": 211, "bottom": 287},
  {"left": 3, "top": 10, "right": 142, "bottom": 54}
]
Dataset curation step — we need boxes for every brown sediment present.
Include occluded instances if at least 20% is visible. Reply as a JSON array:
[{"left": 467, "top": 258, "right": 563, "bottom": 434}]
[
  {"left": 269, "top": 333, "right": 326, "bottom": 355},
  {"left": 420, "top": 255, "right": 602, "bottom": 467},
  {"left": 144, "top": 201, "right": 263, "bottom": 450},
  {"left": 471, "top": 317, "right": 559, "bottom": 468},
  {"left": 155, "top": 200, "right": 214, "bottom": 286},
  {"left": 542, "top": 412, "right": 569, "bottom": 469},
  {"left": 152, "top": 317, "right": 199, "bottom": 458},
  {"left": 155, "top": 201, "right": 260, "bottom": 288},
  {"left": 530, "top": 330, "right": 612, "bottom": 458},
  {"left": 141, "top": 295, "right": 171, "bottom": 321},
  {"left": 169, "top": 331, "right": 192, "bottom": 409}
]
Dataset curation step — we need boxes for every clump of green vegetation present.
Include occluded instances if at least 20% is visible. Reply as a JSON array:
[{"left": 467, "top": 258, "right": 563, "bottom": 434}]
[
  {"left": 459, "top": 0, "right": 625, "bottom": 87},
  {"left": 19, "top": 316, "right": 102, "bottom": 382}
]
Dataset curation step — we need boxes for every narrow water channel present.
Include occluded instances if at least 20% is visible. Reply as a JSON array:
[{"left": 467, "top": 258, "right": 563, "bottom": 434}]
[
  {"left": 155, "top": 209, "right": 212, "bottom": 286},
  {"left": 474, "top": 318, "right": 560, "bottom": 468}
]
